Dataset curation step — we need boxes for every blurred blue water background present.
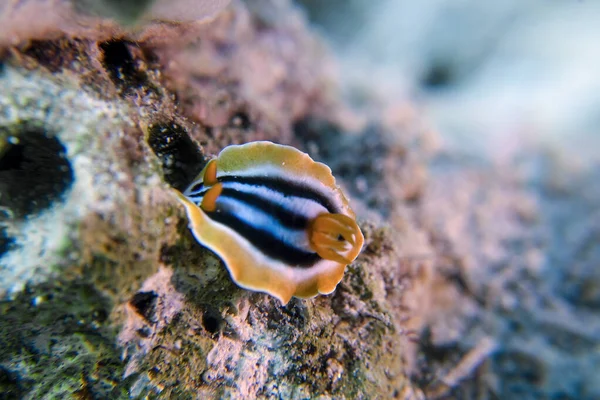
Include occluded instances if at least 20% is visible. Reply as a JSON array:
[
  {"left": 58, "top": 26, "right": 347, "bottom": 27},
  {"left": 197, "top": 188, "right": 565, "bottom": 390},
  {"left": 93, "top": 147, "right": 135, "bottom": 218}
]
[{"left": 297, "top": 0, "right": 600, "bottom": 166}]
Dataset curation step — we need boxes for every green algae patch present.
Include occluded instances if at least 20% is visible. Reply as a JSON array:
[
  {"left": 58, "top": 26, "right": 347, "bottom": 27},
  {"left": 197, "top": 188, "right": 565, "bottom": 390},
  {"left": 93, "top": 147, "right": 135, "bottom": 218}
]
[{"left": 0, "top": 280, "right": 127, "bottom": 399}]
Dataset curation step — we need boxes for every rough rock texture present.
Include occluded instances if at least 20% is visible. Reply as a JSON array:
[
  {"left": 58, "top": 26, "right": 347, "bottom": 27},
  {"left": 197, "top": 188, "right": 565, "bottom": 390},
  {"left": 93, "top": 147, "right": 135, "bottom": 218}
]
[
  {"left": 1, "top": 1, "right": 598, "bottom": 399},
  {"left": 0, "top": 1, "right": 431, "bottom": 398},
  {"left": 411, "top": 154, "right": 600, "bottom": 399}
]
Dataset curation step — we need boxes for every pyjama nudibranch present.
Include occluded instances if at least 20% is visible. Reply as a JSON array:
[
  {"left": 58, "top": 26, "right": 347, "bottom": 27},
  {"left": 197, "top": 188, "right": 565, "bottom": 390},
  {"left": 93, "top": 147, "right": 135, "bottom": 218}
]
[{"left": 175, "top": 141, "right": 364, "bottom": 305}]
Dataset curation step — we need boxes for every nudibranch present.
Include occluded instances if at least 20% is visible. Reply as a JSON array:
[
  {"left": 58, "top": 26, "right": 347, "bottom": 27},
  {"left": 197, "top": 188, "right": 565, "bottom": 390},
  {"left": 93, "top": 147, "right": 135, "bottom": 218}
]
[{"left": 174, "top": 141, "right": 364, "bottom": 305}]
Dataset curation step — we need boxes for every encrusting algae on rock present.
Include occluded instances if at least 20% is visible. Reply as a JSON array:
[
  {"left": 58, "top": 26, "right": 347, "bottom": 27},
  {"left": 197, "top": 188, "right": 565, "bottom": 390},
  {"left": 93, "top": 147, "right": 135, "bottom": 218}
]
[{"left": 175, "top": 141, "right": 364, "bottom": 304}]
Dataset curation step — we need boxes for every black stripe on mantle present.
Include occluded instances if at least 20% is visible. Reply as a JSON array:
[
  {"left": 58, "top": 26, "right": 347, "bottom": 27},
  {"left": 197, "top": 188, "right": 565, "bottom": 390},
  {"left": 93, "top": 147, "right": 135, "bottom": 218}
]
[
  {"left": 205, "top": 209, "right": 322, "bottom": 268},
  {"left": 218, "top": 175, "right": 339, "bottom": 214}
]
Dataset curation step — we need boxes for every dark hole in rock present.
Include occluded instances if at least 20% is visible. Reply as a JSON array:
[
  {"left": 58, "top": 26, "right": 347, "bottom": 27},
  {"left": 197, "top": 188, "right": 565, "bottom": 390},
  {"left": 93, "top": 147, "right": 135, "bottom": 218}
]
[
  {"left": 202, "top": 308, "right": 223, "bottom": 335},
  {"left": 159, "top": 243, "right": 176, "bottom": 264},
  {"left": 129, "top": 291, "right": 158, "bottom": 323},
  {"left": 136, "top": 326, "right": 152, "bottom": 338},
  {"left": 22, "top": 39, "right": 81, "bottom": 73},
  {"left": 91, "top": 308, "right": 108, "bottom": 324},
  {"left": 148, "top": 367, "right": 160, "bottom": 380},
  {"left": 147, "top": 122, "right": 205, "bottom": 191},
  {"left": 0, "top": 127, "right": 74, "bottom": 218},
  {"left": 0, "top": 366, "right": 25, "bottom": 399},
  {"left": 229, "top": 112, "right": 252, "bottom": 130},
  {"left": 421, "top": 61, "right": 455, "bottom": 89},
  {"left": 305, "top": 343, "right": 317, "bottom": 356},
  {"left": 0, "top": 140, "right": 25, "bottom": 170},
  {"left": 72, "top": 384, "right": 93, "bottom": 400},
  {"left": 99, "top": 39, "right": 148, "bottom": 91},
  {"left": 0, "top": 227, "right": 16, "bottom": 257}
]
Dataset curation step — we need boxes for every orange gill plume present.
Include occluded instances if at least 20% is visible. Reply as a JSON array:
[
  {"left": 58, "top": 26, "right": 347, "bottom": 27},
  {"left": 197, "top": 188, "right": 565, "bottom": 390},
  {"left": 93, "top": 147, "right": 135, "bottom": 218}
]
[{"left": 308, "top": 213, "right": 364, "bottom": 265}]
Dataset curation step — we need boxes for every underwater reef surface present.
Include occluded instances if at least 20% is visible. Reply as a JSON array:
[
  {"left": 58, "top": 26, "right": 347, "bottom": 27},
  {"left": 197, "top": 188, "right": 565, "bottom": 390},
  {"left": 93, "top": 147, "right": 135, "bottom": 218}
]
[{"left": 0, "top": 0, "right": 599, "bottom": 399}]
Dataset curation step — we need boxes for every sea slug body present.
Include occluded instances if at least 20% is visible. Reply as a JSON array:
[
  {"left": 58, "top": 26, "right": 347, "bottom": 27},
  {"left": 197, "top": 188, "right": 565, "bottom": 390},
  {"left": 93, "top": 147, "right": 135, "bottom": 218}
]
[{"left": 175, "top": 141, "right": 364, "bottom": 304}]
